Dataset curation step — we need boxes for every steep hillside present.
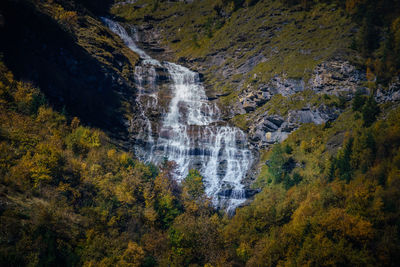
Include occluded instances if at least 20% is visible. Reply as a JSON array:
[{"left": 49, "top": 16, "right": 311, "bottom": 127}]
[{"left": 0, "top": 0, "right": 139, "bottom": 145}]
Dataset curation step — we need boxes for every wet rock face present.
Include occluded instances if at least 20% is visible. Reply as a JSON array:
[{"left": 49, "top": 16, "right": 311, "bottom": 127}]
[
  {"left": 218, "top": 188, "right": 260, "bottom": 199},
  {"left": 106, "top": 20, "right": 253, "bottom": 211},
  {"left": 126, "top": 60, "right": 171, "bottom": 157}
]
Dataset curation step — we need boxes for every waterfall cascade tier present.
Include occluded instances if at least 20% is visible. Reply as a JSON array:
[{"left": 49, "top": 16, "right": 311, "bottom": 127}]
[{"left": 103, "top": 18, "right": 252, "bottom": 211}]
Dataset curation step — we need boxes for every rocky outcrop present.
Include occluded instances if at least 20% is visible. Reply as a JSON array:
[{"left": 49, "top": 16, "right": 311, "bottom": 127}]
[
  {"left": 239, "top": 60, "right": 366, "bottom": 114},
  {"left": 248, "top": 115, "right": 289, "bottom": 146},
  {"left": 239, "top": 76, "right": 306, "bottom": 112},
  {"left": 240, "top": 90, "right": 270, "bottom": 112},
  {"left": 376, "top": 76, "right": 400, "bottom": 103},
  {"left": 248, "top": 105, "right": 339, "bottom": 148},
  {"left": 309, "top": 60, "right": 366, "bottom": 96},
  {"left": 234, "top": 60, "right": 364, "bottom": 149}
]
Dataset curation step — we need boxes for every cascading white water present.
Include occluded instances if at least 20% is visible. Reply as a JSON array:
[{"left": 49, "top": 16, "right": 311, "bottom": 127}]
[{"left": 103, "top": 18, "right": 252, "bottom": 211}]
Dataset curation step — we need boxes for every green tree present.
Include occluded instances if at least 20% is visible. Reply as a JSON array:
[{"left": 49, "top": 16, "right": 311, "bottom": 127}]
[
  {"left": 334, "top": 137, "right": 354, "bottom": 182},
  {"left": 66, "top": 126, "right": 101, "bottom": 154},
  {"left": 182, "top": 169, "right": 205, "bottom": 201},
  {"left": 267, "top": 143, "right": 289, "bottom": 184},
  {"left": 352, "top": 90, "right": 367, "bottom": 112},
  {"left": 361, "top": 96, "right": 380, "bottom": 127}
]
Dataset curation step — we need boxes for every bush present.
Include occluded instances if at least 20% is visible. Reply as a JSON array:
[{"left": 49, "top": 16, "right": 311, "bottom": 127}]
[{"left": 66, "top": 126, "right": 101, "bottom": 155}]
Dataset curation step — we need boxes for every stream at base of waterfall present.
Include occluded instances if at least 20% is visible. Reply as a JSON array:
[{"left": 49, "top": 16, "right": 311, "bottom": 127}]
[{"left": 103, "top": 18, "right": 252, "bottom": 212}]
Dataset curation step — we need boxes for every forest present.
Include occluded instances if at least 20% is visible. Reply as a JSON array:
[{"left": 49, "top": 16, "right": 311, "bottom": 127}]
[{"left": 1, "top": 0, "right": 400, "bottom": 266}]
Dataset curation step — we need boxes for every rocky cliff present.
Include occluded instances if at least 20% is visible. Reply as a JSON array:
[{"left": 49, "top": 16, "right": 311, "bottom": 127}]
[{"left": 108, "top": 0, "right": 400, "bottom": 185}]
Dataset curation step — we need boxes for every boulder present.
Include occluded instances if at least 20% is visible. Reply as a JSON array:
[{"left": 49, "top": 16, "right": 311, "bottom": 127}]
[{"left": 243, "top": 100, "right": 257, "bottom": 112}]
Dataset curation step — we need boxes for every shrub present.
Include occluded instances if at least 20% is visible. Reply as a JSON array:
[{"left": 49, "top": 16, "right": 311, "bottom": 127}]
[{"left": 66, "top": 126, "right": 101, "bottom": 155}]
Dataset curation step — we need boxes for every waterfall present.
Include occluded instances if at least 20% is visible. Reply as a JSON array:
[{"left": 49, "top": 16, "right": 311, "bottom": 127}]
[{"left": 103, "top": 18, "right": 252, "bottom": 211}]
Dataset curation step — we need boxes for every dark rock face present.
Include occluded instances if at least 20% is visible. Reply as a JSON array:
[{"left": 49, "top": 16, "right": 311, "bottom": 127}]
[
  {"left": 73, "top": 0, "right": 115, "bottom": 16},
  {"left": 0, "top": 0, "right": 138, "bottom": 144},
  {"left": 218, "top": 188, "right": 260, "bottom": 198}
]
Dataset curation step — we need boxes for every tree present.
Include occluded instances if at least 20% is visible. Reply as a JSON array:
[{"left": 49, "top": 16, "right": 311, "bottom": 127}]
[
  {"left": 335, "top": 137, "right": 354, "bottom": 182},
  {"left": 154, "top": 163, "right": 181, "bottom": 228},
  {"left": 352, "top": 90, "right": 367, "bottom": 112},
  {"left": 66, "top": 126, "right": 101, "bottom": 154},
  {"left": 119, "top": 242, "right": 145, "bottom": 267},
  {"left": 182, "top": 169, "right": 205, "bottom": 201},
  {"left": 267, "top": 143, "right": 289, "bottom": 184},
  {"left": 361, "top": 96, "right": 380, "bottom": 127}
]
